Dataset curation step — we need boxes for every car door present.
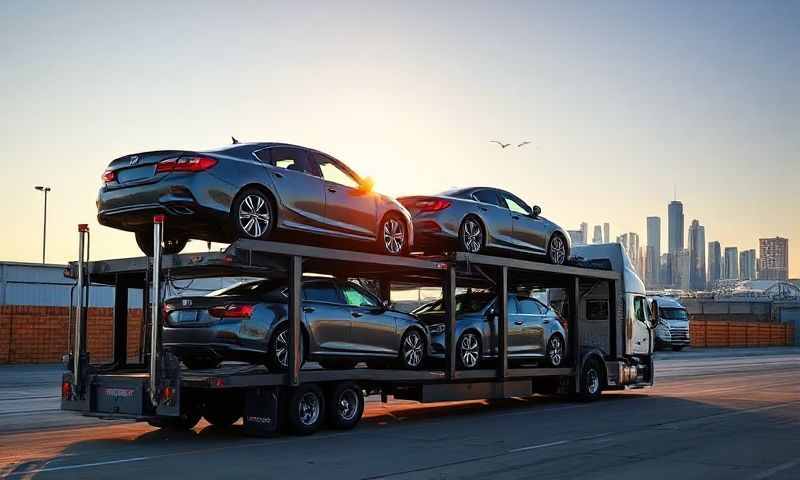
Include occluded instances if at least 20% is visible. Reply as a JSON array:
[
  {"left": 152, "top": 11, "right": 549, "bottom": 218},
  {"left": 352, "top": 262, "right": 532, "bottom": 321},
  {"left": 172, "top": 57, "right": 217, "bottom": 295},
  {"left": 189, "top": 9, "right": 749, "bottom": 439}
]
[
  {"left": 515, "top": 296, "right": 547, "bottom": 355},
  {"left": 312, "top": 153, "right": 377, "bottom": 240},
  {"left": 471, "top": 189, "right": 516, "bottom": 249},
  {"left": 340, "top": 281, "right": 397, "bottom": 356},
  {"left": 505, "top": 295, "right": 529, "bottom": 356},
  {"left": 302, "top": 279, "right": 353, "bottom": 353},
  {"left": 498, "top": 192, "right": 547, "bottom": 253},
  {"left": 256, "top": 147, "right": 326, "bottom": 231}
]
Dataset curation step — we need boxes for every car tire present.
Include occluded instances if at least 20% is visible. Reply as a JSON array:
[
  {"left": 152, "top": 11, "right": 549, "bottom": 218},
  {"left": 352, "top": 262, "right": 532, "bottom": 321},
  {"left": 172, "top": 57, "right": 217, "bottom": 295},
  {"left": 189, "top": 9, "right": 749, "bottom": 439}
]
[
  {"left": 576, "top": 359, "right": 604, "bottom": 402},
  {"left": 546, "top": 234, "right": 568, "bottom": 265},
  {"left": 319, "top": 359, "right": 357, "bottom": 370},
  {"left": 267, "top": 325, "right": 305, "bottom": 372},
  {"left": 286, "top": 384, "right": 326, "bottom": 435},
  {"left": 398, "top": 329, "right": 426, "bottom": 370},
  {"left": 458, "top": 216, "right": 485, "bottom": 254},
  {"left": 327, "top": 382, "right": 364, "bottom": 430},
  {"left": 135, "top": 230, "right": 188, "bottom": 256},
  {"left": 545, "top": 334, "right": 565, "bottom": 367},
  {"left": 182, "top": 358, "right": 220, "bottom": 370},
  {"left": 378, "top": 214, "right": 408, "bottom": 256},
  {"left": 233, "top": 188, "right": 275, "bottom": 241},
  {"left": 456, "top": 332, "right": 481, "bottom": 370}
]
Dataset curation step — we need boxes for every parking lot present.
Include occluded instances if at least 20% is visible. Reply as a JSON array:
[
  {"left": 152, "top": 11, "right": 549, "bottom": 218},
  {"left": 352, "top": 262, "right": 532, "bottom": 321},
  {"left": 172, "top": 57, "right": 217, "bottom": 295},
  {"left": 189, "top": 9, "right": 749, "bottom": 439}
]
[{"left": 1, "top": 347, "right": 798, "bottom": 479}]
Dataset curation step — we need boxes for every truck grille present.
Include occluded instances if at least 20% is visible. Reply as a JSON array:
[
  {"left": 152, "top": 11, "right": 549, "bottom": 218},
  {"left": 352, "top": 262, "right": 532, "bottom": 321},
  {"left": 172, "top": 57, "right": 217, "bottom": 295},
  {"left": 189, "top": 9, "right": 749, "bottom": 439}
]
[{"left": 669, "top": 327, "right": 690, "bottom": 344}]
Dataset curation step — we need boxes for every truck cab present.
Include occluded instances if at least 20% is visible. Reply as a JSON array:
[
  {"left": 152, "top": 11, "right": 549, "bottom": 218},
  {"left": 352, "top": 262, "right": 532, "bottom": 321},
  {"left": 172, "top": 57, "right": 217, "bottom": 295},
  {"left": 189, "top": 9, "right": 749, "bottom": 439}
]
[{"left": 648, "top": 295, "right": 691, "bottom": 351}]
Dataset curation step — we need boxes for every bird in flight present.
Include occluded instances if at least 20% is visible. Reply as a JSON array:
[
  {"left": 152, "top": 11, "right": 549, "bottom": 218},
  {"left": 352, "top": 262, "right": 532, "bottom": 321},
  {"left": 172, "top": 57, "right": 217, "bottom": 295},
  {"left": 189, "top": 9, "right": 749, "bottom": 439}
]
[
  {"left": 517, "top": 141, "right": 532, "bottom": 147},
  {"left": 490, "top": 140, "right": 511, "bottom": 148}
]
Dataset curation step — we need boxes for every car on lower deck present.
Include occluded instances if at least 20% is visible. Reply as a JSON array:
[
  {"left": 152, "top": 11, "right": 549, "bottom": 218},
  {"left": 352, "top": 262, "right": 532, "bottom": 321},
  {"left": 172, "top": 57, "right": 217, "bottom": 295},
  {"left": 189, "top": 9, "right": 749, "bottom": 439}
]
[
  {"left": 97, "top": 142, "right": 413, "bottom": 256},
  {"left": 398, "top": 187, "right": 570, "bottom": 264},
  {"left": 162, "top": 278, "right": 429, "bottom": 371},
  {"left": 412, "top": 290, "right": 567, "bottom": 369}
]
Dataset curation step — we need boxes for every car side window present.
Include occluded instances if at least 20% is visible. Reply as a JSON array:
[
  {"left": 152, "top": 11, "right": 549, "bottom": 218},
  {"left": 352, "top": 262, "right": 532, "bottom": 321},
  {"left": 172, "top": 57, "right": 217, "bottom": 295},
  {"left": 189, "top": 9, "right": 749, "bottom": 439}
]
[
  {"left": 517, "top": 297, "right": 546, "bottom": 314},
  {"left": 303, "top": 280, "right": 342, "bottom": 304},
  {"left": 314, "top": 154, "right": 360, "bottom": 189},
  {"left": 501, "top": 194, "right": 531, "bottom": 215},
  {"left": 340, "top": 283, "right": 380, "bottom": 308},
  {"left": 269, "top": 148, "right": 316, "bottom": 175},
  {"left": 472, "top": 189, "right": 502, "bottom": 206}
]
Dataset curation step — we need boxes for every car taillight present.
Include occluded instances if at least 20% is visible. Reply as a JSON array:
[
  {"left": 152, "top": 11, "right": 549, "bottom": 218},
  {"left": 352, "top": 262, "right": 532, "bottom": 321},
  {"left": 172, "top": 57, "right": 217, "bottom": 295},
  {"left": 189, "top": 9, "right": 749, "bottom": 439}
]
[
  {"left": 156, "top": 156, "right": 217, "bottom": 174},
  {"left": 62, "top": 381, "right": 72, "bottom": 400},
  {"left": 102, "top": 170, "right": 116, "bottom": 183},
  {"left": 416, "top": 198, "right": 451, "bottom": 212},
  {"left": 208, "top": 304, "right": 255, "bottom": 318}
]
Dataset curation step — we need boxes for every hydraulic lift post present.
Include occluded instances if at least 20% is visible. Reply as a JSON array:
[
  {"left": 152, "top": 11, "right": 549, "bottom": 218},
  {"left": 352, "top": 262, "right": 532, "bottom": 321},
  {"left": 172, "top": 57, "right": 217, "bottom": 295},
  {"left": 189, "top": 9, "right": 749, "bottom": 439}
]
[{"left": 149, "top": 215, "right": 164, "bottom": 405}]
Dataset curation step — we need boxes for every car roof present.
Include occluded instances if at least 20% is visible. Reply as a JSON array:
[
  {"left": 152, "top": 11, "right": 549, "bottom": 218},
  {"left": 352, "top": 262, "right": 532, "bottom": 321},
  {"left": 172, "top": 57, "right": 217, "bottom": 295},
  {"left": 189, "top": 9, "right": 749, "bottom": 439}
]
[{"left": 440, "top": 186, "right": 512, "bottom": 198}]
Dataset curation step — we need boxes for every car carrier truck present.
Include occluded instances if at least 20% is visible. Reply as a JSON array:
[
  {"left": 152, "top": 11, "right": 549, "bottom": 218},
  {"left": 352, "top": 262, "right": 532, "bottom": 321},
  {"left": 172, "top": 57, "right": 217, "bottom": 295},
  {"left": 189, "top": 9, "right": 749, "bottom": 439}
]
[{"left": 60, "top": 218, "right": 655, "bottom": 436}]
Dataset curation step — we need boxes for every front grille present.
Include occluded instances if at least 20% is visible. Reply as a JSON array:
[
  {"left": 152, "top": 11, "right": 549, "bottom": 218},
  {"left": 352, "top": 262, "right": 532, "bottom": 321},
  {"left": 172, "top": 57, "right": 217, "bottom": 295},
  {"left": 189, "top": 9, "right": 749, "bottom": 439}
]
[{"left": 669, "top": 327, "right": 690, "bottom": 344}]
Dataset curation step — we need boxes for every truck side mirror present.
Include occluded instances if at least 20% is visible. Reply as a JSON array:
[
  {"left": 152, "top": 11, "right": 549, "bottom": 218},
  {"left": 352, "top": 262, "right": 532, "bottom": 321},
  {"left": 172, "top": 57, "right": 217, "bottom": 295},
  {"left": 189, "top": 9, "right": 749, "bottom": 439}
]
[{"left": 650, "top": 300, "right": 659, "bottom": 323}]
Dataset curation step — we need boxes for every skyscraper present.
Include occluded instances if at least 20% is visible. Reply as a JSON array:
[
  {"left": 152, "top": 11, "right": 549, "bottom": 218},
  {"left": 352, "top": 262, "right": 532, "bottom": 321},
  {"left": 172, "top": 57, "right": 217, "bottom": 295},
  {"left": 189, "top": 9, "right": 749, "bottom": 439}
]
[
  {"left": 568, "top": 229, "right": 585, "bottom": 246},
  {"left": 603, "top": 223, "right": 610, "bottom": 243},
  {"left": 592, "top": 225, "right": 603, "bottom": 244},
  {"left": 676, "top": 249, "right": 691, "bottom": 290},
  {"left": 580, "top": 222, "right": 589, "bottom": 246},
  {"left": 708, "top": 241, "right": 721, "bottom": 288},
  {"left": 668, "top": 201, "right": 684, "bottom": 255},
  {"left": 688, "top": 219, "right": 706, "bottom": 290},
  {"left": 740, "top": 249, "right": 757, "bottom": 280},
  {"left": 617, "top": 232, "right": 642, "bottom": 276},
  {"left": 724, "top": 247, "right": 739, "bottom": 280},
  {"left": 646, "top": 216, "right": 661, "bottom": 286},
  {"left": 660, "top": 253, "right": 674, "bottom": 286},
  {"left": 758, "top": 237, "right": 789, "bottom": 280}
]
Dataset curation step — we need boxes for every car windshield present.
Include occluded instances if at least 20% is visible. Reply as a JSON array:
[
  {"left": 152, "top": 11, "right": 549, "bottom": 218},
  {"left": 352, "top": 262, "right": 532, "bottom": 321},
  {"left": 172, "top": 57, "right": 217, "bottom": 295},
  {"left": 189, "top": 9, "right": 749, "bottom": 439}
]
[
  {"left": 413, "top": 291, "right": 495, "bottom": 315},
  {"left": 660, "top": 308, "right": 688, "bottom": 321},
  {"left": 208, "top": 280, "right": 287, "bottom": 298}
]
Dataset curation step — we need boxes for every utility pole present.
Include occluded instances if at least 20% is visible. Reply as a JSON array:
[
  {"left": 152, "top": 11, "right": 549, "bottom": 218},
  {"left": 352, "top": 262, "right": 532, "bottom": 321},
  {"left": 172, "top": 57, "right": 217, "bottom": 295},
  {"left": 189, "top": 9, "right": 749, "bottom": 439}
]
[{"left": 34, "top": 186, "right": 51, "bottom": 263}]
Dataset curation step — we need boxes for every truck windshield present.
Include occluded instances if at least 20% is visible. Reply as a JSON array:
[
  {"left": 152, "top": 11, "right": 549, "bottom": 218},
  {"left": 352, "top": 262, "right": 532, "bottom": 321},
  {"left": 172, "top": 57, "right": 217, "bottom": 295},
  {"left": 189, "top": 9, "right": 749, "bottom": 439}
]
[{"left": 660, "top": 308, "right": 688, "bottom": 321}]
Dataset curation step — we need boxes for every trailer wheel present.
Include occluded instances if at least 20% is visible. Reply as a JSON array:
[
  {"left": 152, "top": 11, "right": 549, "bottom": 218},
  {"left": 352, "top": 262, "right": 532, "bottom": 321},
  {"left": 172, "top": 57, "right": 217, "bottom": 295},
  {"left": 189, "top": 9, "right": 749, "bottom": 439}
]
[
  {"left": 577, "top": 359, "right": 604, "bottom": 402},
  {"left": 327, "top": 382, "right": 364, "bottom": 430},
  {"left": 286, "top": 384, "right": 326, "bottom": 435}
]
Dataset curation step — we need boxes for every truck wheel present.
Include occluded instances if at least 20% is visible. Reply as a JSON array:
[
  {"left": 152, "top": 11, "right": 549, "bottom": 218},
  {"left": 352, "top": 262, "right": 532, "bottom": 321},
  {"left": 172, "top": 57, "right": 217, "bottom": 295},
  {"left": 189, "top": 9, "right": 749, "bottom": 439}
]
[
  {"left": 286, "top": 384, "right": 325, "bottom": 435},
  {"left": 577, "top": 359, "right": 604, "bottom": 402},
  {"left": 327, "top": 382, "right": 364, "bottom": 430}
]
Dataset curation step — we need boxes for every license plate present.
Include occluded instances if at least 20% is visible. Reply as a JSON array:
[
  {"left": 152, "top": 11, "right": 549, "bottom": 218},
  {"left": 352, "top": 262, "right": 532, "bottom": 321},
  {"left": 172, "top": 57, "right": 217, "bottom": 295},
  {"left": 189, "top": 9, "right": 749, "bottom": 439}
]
[
  {"left": 176, "top": 310, "right": 200, "bottom": 323},
  {"left": 116, "top": 165, "right": 155, "bottom": 183}
]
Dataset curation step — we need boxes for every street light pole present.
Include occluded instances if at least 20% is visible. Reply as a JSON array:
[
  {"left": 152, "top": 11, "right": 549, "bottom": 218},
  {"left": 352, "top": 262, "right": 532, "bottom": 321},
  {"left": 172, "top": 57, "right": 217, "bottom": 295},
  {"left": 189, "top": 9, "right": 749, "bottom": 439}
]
[{"left": 34, "top": 186, "right": 51, "bottom": 264}]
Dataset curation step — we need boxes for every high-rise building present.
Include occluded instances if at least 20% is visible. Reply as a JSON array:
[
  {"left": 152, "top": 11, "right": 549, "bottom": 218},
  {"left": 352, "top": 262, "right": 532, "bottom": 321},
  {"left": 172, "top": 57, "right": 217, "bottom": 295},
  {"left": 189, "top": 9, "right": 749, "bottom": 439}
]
[
  {"left": 668, "top": 201, "right": 684, "bottom": 255},
  {"left": 660, "top": 253, "right": 674, "bottom": 286},
  {"left": 580, "top": 223, "right": 589, "bottom": 246},
  {"left": 617, "top": 232, "right": 642, "bottom": 276},
  {"left": 645, "top": 246, "right": 659, "bottom": 287},
  {"left": 592, "top": 225, "right": 603, "bottom": 244},
  {"left": 688, "top": 220, "right": 706, "bottom": 290},
  {"left": 646, "top": 216, "right": 661, "bottom": 286},
  {"left": 740, "top": 249, "right": 757, "bottom": 280},
  {"left": 758, "top": 237, "right": 789, "bottom": 280},
  {"left": 568, "top": 229, "right": 585, "bottom": 246},
  {"left": 603, "top": 223, "right": 610, "bottom": 243},
  {"left": 724, "top": 247, "right": 739, "bottom": 280},
  {"left": 708, "top": 241, "right": 721, "bottom": 288},
  {"left": 676, "top": 249, "right": 691, "bottom": 290}
]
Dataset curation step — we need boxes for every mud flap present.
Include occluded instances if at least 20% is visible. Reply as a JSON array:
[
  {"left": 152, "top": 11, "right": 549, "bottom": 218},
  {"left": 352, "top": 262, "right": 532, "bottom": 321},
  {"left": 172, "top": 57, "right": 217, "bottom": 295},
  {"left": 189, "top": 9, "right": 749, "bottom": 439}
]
[{"left": 243, "top": 387, "right": 281, "bottom": 436}]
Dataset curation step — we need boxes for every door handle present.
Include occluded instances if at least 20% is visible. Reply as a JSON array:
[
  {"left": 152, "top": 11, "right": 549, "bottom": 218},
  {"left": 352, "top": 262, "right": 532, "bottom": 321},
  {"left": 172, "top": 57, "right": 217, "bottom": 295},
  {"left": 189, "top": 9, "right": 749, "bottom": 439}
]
[
  {"left": 351, "top": 312, "right": 363, "bottom": 318},
  {"left": 327, "top": 187, "right": 337, "bottom": 193},
  {"left": 273, "top": 172, "right": 284, "bottom": 178},
  {"left": 514, "top": 320, "right": 524, "bottom": 325},
  {"left": 303, "top": 307, "right": 315, "bottom": 313}
]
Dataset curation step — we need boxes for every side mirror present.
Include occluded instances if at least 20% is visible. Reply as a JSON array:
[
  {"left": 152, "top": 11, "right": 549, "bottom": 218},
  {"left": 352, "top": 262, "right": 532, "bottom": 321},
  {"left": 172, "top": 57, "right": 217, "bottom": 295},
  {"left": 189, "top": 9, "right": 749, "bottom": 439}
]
[
  {"left": 359, "top": 176, "right": 375, "bottom": 193},
  {"left": 650, "top": 300, "right": 659, "bottom": 324},
  {"left": 531, "top": 205, "right": 542, "bottom": 217},
  {"left": 381, "top": 299, "right": 392, "bottom": 310}
]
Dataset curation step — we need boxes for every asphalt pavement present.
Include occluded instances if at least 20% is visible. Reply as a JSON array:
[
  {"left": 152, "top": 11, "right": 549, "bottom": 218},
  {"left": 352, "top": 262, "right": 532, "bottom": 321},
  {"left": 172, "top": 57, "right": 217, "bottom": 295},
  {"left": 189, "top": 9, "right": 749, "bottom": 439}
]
[{"left": 0, "top": 347, "right": 798, "bottom": 479}]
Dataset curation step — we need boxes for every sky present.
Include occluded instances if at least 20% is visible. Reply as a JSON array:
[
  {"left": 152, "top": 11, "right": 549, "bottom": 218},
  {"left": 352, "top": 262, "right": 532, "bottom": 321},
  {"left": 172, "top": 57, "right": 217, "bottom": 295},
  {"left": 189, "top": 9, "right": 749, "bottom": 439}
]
[{"left": 0, "top": 0, "right": 798, "bottom": 276}]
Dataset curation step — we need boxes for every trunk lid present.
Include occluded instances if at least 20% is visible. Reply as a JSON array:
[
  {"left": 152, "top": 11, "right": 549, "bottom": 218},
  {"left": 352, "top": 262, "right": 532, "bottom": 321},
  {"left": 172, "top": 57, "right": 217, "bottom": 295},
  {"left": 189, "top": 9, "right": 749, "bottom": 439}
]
[
  {"left": 105, "top": 150, "right": 188, "bottom": 185},
  {"left": 163, "top": 294, "right": 273, "bottom": 327}
]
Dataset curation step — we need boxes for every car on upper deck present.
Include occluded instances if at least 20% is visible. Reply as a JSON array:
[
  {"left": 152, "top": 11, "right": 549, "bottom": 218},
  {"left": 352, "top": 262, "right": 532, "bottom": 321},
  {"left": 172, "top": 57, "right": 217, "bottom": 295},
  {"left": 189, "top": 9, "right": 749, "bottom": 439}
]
[{"left": 97, "top": 142, "right": 413, "bottom": 256}]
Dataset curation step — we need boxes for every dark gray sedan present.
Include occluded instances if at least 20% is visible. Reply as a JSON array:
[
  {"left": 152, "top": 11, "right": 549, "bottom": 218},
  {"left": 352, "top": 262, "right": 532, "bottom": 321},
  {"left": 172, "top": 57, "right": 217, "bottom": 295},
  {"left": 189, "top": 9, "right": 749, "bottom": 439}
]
[
  {"left": 162, "top": 278, "right": 429, "bottom": 371},
  {"left": 413, "top": 290, "right": 567, "bottom": 369},
  {"left": 399, "top": 187, "right": 570, "bottom": 264},
  {"left": 97, "top": 142, "right": 413, "bottom": 256}
]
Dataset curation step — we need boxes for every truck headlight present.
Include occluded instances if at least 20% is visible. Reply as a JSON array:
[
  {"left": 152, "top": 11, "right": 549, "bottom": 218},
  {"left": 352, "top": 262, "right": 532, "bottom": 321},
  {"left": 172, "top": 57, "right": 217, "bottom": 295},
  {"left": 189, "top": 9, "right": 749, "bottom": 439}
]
[{"left": 429, "top": 323, "right": 445, "bottom": 335}]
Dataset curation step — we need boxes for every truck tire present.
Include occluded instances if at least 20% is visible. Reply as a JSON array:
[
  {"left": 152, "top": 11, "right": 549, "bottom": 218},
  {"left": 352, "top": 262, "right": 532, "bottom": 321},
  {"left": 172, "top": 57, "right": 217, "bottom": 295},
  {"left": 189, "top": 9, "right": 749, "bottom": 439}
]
[
  {"left": 286, "top": 384, "right": 326, "bottom": 435},
  {"left": 576, "top": 359, "right": 604, "bottom": 402},
  {"left": 327, "top": 382, "right": 364, "bottom": 430}
]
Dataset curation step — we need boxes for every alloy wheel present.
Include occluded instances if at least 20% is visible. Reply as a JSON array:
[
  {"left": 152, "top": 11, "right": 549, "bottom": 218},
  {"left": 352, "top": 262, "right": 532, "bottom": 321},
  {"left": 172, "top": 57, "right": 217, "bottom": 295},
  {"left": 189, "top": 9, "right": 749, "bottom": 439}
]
[
  {"left": 298, "top": 392, "right": 321, "bottom": 426},
  {"left": 461, "top": 219, "right": 483, "bottom": 253},
  {"left": 402, "top": 331, "right": 424, "bottom": 368},
  {"left": 548, "top": 336, "right": 563, "bottom": 366},
  {"left": 586, "top": 368, "right": 600, "bottom": 395},
  {"left": 549, "top": 236, "right": 566, "bottom": 264},
  {"left": 383, "top": 218, "right": 405, "bottom": 254},
  {"left": 459, "top": 333, "right": 480, "bottom": 368},
  {"left": 238, "top": 194, "right": 271, "bottom": 238},
  {"left": 337, "top": 389, "right": 359, "bottom": 422}
]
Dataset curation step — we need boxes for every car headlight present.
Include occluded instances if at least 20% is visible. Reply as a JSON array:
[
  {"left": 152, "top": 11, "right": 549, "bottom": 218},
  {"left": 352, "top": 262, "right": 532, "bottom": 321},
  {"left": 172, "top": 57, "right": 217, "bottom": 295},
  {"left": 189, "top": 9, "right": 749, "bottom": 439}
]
[{"left": 429, "top": 323, "right": 445, "bottom": 335}]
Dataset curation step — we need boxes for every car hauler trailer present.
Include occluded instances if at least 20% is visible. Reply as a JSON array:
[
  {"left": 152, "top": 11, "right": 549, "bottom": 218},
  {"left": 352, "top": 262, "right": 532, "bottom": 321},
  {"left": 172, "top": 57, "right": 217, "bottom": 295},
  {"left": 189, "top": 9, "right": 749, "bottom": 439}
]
[{"left": 61, "top": 218, "right": 654, "bottom": 436}]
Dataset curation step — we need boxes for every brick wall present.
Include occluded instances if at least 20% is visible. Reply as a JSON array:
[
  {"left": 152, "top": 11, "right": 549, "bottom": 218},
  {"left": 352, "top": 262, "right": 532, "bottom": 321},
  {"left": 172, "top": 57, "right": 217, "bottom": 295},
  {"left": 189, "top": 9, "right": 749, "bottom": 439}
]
[
  {"left": 690, "top": 320, "right": 795, "bottom": 348},
  {"left": 0, "top": 305, "right": 142, "bottom": 364}
]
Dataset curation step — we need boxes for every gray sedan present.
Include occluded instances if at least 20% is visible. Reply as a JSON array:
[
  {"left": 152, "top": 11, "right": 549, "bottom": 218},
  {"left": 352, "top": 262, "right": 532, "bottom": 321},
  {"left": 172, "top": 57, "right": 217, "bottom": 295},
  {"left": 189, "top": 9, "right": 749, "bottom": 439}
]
[
  {"left": 162, "top": 278, "right": 429, "bottom": 371},
  {"left": 413, "top": 291, "right": 567, "bottom": 369},
  {"left": 398, "top": 187, "right": 570, "bottom": 264}
]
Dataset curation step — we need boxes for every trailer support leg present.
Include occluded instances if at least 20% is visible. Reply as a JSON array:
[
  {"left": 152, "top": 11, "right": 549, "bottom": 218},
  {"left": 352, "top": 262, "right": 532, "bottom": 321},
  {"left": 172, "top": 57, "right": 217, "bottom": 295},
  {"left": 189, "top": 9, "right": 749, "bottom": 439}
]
[
  {"left": 445, "top": 266, "right": 457, "bottom": 380},
  {"left": 496, "top": 266, "right": 508, "bottom": 379},
  {"left": 288, "top": 255, "right": 302, "bottom": 386},
  {"left": 569, "top": 277, "right": 581, "bottom": 393},
  {"left": 149, "top": 216, "right": 163, "bottom": 406},
  {"left": 72, "top": 224, "right": 89, "bottom": 395}
]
